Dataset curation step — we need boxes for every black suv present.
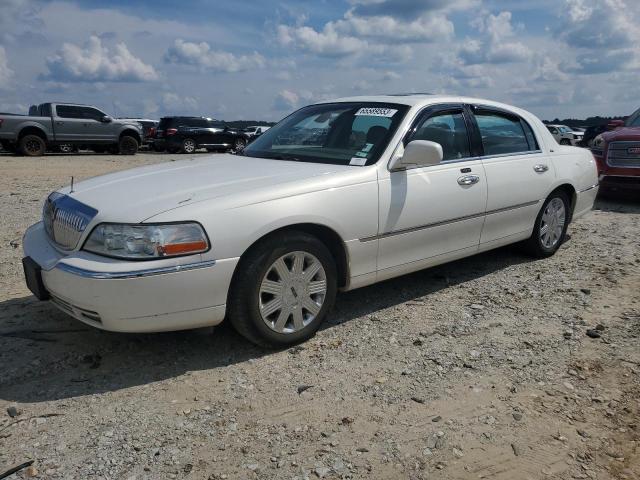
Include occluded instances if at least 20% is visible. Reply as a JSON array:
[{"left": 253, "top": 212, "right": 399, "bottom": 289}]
[{"left": 153, "top": 116, "right": 249, "bottom": 154}]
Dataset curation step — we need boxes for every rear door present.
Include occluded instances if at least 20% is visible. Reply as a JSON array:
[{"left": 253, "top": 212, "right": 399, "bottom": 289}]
[
  {"left": 469, "top": 105, "right": 553, "bottom": 245},
  {"left": 53, "top": 105, "right": 86, "bottom": 142}
]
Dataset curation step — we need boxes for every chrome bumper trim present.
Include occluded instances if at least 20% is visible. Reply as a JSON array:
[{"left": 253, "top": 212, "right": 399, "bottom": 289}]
[
  {"left": 578, "top": 183, "right": 599, "bottom": 193},
  {"left": 55, "top": 260, "right": 216, "bottom": 279}
]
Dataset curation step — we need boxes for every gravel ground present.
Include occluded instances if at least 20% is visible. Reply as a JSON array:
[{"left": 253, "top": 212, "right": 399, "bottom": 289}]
[{"left": 0, "top": 152, "right": 639, "bottom": 480}]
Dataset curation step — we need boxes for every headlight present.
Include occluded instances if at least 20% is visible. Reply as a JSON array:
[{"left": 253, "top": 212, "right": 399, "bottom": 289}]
[{"left": 83, "top": 223, "right": 209, "bottom": 260}]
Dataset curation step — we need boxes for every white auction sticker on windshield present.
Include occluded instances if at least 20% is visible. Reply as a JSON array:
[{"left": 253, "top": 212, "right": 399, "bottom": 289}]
[
  {"left": 355, "top": 107, "right": 398, "bottom": 117},
  {"left": 349, "top": 157, "right": 367, "bottom": 166}
]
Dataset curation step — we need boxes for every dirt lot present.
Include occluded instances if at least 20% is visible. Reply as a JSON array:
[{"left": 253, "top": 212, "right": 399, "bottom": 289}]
[{"left": 0, "top": 152, "right": 639, "bottom": 480}]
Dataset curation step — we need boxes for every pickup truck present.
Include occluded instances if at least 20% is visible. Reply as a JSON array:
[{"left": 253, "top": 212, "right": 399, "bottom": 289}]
[
  {"left": 591, "top": 107, "right": 640, "bottom": 193},
  {"left": 0, "top": 103, "right": 143, "bottom": 156}
]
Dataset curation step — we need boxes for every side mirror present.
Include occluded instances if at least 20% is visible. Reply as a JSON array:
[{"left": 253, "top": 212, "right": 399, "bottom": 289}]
[
  {"left": 389, "top": 140, "right": 443, "bottom": 171},
  {"left": 101, "top": 115, "right": 112, "bottom": 123}
]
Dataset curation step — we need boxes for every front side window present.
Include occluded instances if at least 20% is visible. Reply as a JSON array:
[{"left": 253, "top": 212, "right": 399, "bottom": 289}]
[
  {"left": 56, "top": 105, "right": 83, "bottom": 118},
  {"left": 407, "top": 111, "right": 471, "bottom": 161},
  {"left": 475, "top": 111, "right": 532, "bottom": 156},
  {"left": 79, "top": 107, "right": 106, "bottom": 121},
  {"left": 242, "top": 102, "right": 409, "bottom": 166}
]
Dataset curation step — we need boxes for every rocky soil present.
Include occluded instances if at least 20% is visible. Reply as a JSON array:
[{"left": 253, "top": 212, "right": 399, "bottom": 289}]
[{"left": 0, "top": 152, "right": 638, "bottom": 480}]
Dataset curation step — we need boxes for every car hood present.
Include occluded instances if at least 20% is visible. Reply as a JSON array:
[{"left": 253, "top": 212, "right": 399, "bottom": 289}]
[
  {"left": 60, "top": 154, "right": 356, "bottom": 223},
  {"left": 602, "top": 127, "right": 640, "bottom": 143}
]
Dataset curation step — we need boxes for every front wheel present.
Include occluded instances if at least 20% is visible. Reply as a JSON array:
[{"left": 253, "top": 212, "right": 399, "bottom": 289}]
[
  {"left": 228, "top": 231, "right": 337, "bottom": 347},
  {"left": 118, "top": 136, "right": 139, "bottom": 155},
  {"left": 522, "top": 191, "right": 570, "bottom": 258}
]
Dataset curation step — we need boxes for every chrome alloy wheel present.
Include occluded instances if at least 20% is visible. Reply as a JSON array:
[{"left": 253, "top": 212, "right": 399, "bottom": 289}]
[
  {"left": 540, "top": 197, "right": 566, "bottom": 248},
  {"left": 183, "top": 139, "right": 196, "bottom": 153},
  {"left": 259, "top": 251, "right": 327, "bottom": 334}
]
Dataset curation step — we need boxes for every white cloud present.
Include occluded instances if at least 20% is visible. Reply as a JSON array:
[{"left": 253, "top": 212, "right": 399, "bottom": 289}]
[
  {"left": 276, "top": 0, "right": 458, "bottom": 61},
  {"left": 557, "top": 0, "right": 640, "bottom": 74},
  {"left": 458, "top": 11, "right": 531, "bottom": 65},
  {"left": 561, "top": 0, "right": 637, "bottom": 49},
  {"left": 162, "top": 92, "right": 199, "bottom": 112},
  {"left": 336, "top": 11, "right": 454, "bottom": 42},
  {"left": 272, "top": 89, "right": 326, "bottom": 111},
  {"left": 277, "top": 24, "right": 366, "bottom": 58},
  {"left": 44, "top": 36, "right": 158, "bottom": 82},
  {"left": 273, "top": 90, "right": 300, "bottom": 110},
  {"left": 0, "top": 47, "right": 14, "bottom": 89},
  {"left": 164, "top": 39, "right": 266, "bottom": 73}
]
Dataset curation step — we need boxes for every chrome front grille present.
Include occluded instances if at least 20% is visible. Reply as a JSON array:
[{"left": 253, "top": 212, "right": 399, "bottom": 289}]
[
  {"left": 43, "top": 193, "right": 98, "bottom": 250},
  {"left": 607, "top": 141, "right": 640, "bottom": 168}
]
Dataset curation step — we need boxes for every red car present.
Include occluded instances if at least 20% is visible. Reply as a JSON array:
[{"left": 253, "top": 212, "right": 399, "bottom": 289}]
[{"left": 592, "top": 108, "right": 640, "bottom": 194}]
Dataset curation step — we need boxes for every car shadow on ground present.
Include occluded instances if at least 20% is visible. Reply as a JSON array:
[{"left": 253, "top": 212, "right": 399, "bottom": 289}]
[
  {"left": 594, "top": 191, "right": 640, "bottom": 213},
  {"left": 0, "top": 244, "right": 537, "bottom": 404}
]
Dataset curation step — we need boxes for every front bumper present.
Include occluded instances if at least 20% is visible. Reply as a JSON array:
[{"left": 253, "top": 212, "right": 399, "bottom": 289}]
[{"left": 22, "top": 222, "right": 238, "bottom": 332}]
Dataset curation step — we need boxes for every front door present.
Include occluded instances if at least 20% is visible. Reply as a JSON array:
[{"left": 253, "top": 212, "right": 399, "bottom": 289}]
[{"left": 376, "top": 106, "right": 487, "bottom": 275}]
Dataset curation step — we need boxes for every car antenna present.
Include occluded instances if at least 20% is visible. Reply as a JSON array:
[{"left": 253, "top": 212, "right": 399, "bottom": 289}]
[{"left": 70, "top": 176, "right": 74, "bottom": 193}]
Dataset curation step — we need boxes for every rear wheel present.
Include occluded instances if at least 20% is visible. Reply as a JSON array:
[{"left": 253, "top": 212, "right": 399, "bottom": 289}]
[
  {"left": 560, "top": 139, "right": 571, "bottom": 145},
  {"left": 20, "top": 135, "right": 46, "bottom": 157},
  {"left": 181, "top": 138, "right": 197, "bottom": 154},
  {"left": 231, "top": 138, "right": 246, "bottom": 153},
  {"left": 522, "top": 191, "right": 570, "bottom": 258},
  {"left": 118, "top": 135, "right": 138, "bottom": 155},
  {"left": 228, "top": 231, "right": 337, "bottom": 347}
]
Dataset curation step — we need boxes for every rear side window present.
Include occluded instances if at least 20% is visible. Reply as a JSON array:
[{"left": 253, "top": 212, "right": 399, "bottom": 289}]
[
  {"left": 56, "top": 105, "right": 83, "bottom": 118},
  {"left": 158, "top": 118, "right": 175, "bottom": 130},
  {"left": 187, "top": 118, "right": 208, "bottom": 128},
  {"left": 474, "top": 111, "right": 533, "bottom": 156}
]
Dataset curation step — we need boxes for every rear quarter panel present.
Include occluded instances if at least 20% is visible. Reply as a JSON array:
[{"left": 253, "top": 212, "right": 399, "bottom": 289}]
[{"left": 0, "top": 115, "right": 53, "bottom": 140}]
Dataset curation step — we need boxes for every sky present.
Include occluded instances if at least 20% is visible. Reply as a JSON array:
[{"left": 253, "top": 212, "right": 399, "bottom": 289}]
[{"left": 0, "top": 0, "right": 638, "bottom": 122}]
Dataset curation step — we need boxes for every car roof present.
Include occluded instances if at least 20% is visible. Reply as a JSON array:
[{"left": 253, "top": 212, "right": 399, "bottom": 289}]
[{"left": 316, "top": 94, "right": 534, "bottom": 118}]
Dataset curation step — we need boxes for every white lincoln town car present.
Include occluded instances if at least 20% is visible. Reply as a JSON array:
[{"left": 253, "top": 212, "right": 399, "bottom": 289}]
[{"left": 22, "top": 95, "right": 598, "bottom": 346}]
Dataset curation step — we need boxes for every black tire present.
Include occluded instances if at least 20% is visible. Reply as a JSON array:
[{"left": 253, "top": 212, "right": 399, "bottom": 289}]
[
  {"left": 118, "top": 135, "right": 138, "bottom": 155},
  {"left": 227, "top": 231, "right": 338, "bottom": 348},
  {"left": 522, "top": 191, "right": 570, "bottom": 258},
  {"left": 19, "top": 134, "right": 46, "bottom": 157},
  {"left": 231, "top": 138, "right": 246, "bottom": 153},
  {"left": 560, "top": 139, "right": 571, "bottom": 145},
  {"left": 181, "top": 138, "right": 197, "bottom": 154},
  {"left": 152, "top": 144, "right": 165, "bottom": 153}
]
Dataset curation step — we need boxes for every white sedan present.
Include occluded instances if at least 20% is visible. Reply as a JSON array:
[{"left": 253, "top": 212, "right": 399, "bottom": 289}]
[{"left": 22, "top": 95, "right": 598, "bottom": 346}]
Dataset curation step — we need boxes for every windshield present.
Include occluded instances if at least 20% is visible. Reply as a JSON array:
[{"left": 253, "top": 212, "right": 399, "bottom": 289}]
[
  {"left": 242, "top": 102, "right": 409, "bottom": 166},
  {"left": 627, "top": 108, "right": 640, "bottom": 127},
  {"left": 558, "top": 126, "right": 571, "bottom": 133}
]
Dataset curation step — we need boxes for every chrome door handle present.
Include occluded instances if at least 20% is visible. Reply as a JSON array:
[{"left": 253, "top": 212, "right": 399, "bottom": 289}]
[
  {"left": 457, "top": 174, "right": 480, "bottom": 186},
  {"left": 533, "top": 164, "right": 549, "bottom": 173}
]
